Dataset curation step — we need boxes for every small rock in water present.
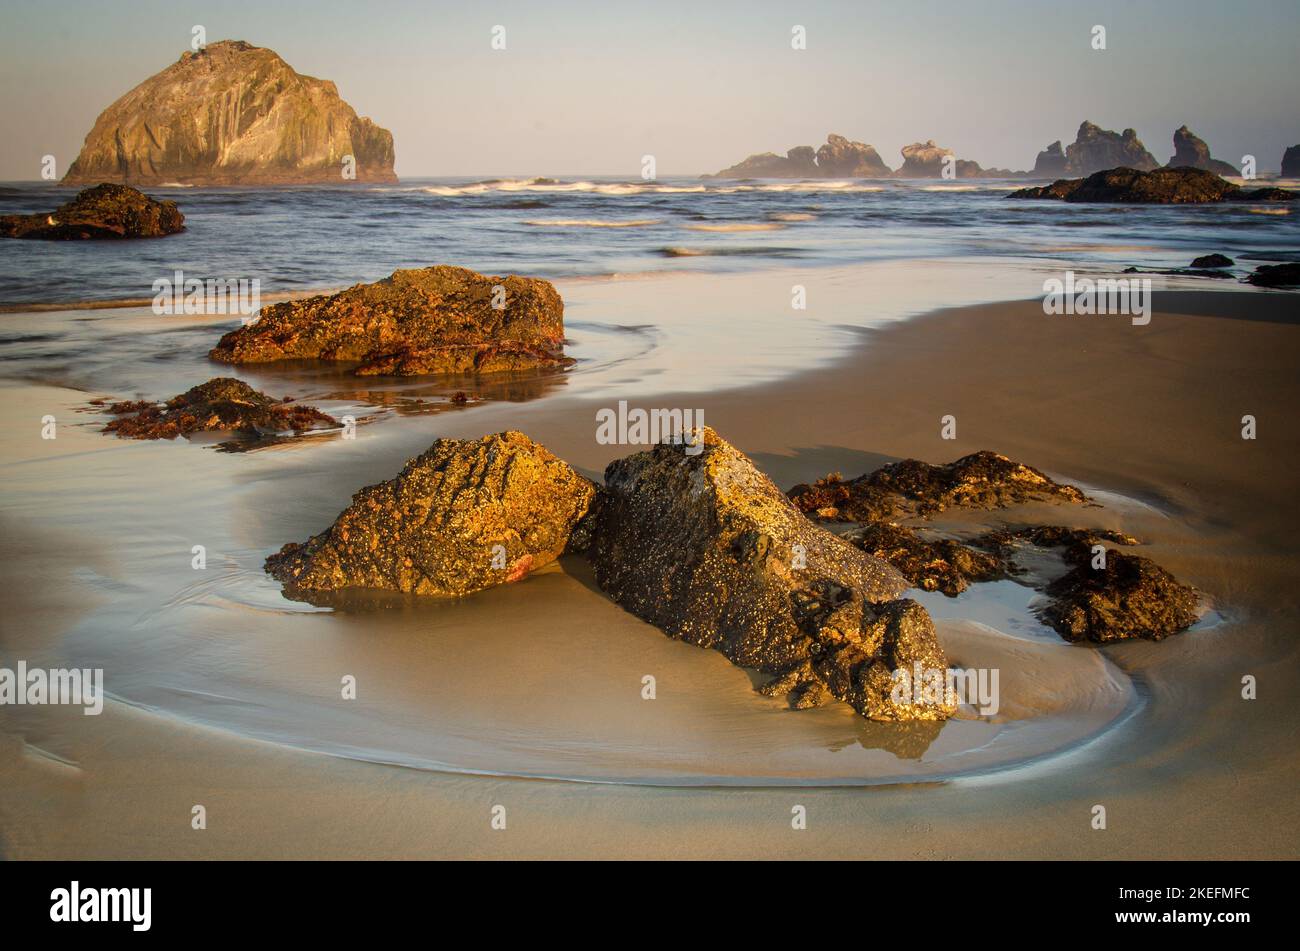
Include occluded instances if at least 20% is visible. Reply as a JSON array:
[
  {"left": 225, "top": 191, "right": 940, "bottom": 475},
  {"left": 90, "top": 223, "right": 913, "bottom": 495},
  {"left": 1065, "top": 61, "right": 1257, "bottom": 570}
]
[
  {"left": 845, "top": 521, "right": 1004, "bottom": 596},
  {"left": 0, "top": 183, "right": 184, "bottom": 240},
  {"left": 1190, "top": 253, "right": 1233, "bottom": 269},
  {"left": 789, "top": 450, "right": 1088, "bottom": 522},
  {"left": 266, "top": 431, "right": 596, "bottom": 599},
  {"left": 100, "top": 377, "right": 336, "bottom": 440},
  {"left": 1245, "top": 262, "right": 1300, "bottom": 288}
]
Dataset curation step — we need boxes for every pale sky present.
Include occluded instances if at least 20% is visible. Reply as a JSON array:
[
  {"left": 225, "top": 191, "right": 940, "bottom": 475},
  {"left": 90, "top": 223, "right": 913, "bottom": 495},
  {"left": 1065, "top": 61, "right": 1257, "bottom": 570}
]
[{"left": 1, "top": 0, "right": 1296, "bottom": 179}]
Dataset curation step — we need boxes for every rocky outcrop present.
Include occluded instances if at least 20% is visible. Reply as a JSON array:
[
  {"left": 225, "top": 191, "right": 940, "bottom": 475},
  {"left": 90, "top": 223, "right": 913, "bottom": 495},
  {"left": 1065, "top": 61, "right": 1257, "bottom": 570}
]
[
  {"left": 63, "top": 40, "right": 396, "bottom": 186},
  {"left": 266, "top": 431, "right": 596, "bottom": 598},
  {"left": 1166, "top": 125, "right": 1238, "bottom": 177},
  {"left": 588, "top": 428, "right": 955, "bottom": 721},
  {"left": 1190, "top": 253, "right": 1233, "bottom": 269},
  {"left": 845, "top": 522, "right": 1003, "bottom": 596},
  {"left": 1040, "top": 544, "right": 1199, "bottom": 643},
  {"left": 1282, "top": 146, "right": 1300, "bottom": 178},
  {"left": 815, "top": 134, "right": 891, "bottom": 177},
  {"left": 1061, "top": 121, "right": 1159, "bottom": 176},
  {"left": 896, "top": 141, "right": 953, "bottom": 178},
  {"left": 1245, "top": 263, "right": 1300, "bottom": 288},
  {"left": 210, "top": 265, "right": 571, "bottom": 376},
  {"left": 0, "top": 183, "right": 183, "bottom": 239},
  {"left": 1008, "top": 167, "right": 1298, "bottom": 203},
  {"left": 788, "top": 451, "right": 1088, "bottom": 522},
  {"left": 709, "top": 134, "right": 891, "bottom": 178},
  {"left": 98, "top": 377, "right": 336, "bottom": 439},
  {"left": 1032, "top": 141, "right": 1068, "bottom": 178}
]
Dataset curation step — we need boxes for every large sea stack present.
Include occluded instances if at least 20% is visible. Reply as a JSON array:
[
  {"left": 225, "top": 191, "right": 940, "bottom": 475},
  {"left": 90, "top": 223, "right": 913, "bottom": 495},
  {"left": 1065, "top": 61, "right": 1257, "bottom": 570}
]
[{"left": 63, "top": 40, "right": 396, "bottom": 186}]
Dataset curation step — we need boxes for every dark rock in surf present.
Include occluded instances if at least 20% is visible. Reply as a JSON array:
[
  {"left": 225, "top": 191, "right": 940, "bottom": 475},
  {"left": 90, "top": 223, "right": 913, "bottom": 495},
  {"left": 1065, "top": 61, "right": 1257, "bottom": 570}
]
[
  {"left": 0, "top": 183, "right": 183, "bottom": 240},
  {"left": 1245, "top": 262, "right": 1300, "bottom": 288},
  {"left": 1008, "top": 166, "right": 1297, "bottom": 204}
]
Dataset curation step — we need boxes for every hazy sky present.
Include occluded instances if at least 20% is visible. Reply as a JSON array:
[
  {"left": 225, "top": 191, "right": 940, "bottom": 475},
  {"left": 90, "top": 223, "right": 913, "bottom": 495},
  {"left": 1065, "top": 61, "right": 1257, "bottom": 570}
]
[{"left": 1, "top": 0, "right": 1296, "bottom": 179}]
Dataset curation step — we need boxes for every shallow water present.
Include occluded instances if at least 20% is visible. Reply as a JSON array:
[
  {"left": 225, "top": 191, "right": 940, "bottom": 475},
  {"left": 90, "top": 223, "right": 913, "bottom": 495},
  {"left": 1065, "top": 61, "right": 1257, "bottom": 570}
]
[{"left": 2, "top": 175, "right": 1297, "bottom": 308}]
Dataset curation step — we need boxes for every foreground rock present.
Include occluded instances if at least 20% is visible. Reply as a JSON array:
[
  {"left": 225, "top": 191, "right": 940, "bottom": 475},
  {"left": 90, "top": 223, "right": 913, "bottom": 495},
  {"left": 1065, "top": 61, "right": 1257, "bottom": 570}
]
[
  {"left": 1040, "top": 543, "right": 1199, "bottom": 643},
  {"left": 589, "top": 428, "right": 955, "bottom": 721},
  {"left": 100, "top": 377, "right": 336, "bottom": 439},
  {"left": 1008, "top": 166, "right": 1297, "bottom": 203},
  {"left": 267, "top": 432, "right": 596, "bottom": 598},
  {"left": 1245, "top": 263, "right": 1300, "bottom": 288},
  {"left": 64, "top": 40, "right": 395, "bottom": 186},
  {"left": 1166, "top": 125, "right": 1238, "bottom": 176},
  {"left": 789, "top": 451, "right": 1088, "bottom": 522},
  {"left": 0, "top": 183, "right": 183, "bottom": 239},
  {"left": 210, "top": 265, "right": 571, "bottom": 376}
]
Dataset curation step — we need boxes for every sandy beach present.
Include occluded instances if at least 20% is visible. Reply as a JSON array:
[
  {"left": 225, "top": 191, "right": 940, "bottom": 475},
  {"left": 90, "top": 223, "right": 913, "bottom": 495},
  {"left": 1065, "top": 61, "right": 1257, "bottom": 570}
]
[{"left": 2, "top": 273, "right": 1297, "bottom": 859}]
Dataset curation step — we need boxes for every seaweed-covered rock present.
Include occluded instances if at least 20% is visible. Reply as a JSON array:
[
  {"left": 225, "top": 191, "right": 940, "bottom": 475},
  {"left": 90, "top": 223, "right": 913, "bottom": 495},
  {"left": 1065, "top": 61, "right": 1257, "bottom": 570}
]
[
  {"left": 1008, "top": 166, "right": 1297, "bottom": 204},
  {"left": 101, "top": 377, "right": 335, "bottom": 439},
  {"left": 1040, "top": 546, "right": 1200, "bottom": 642},
  {"left": 210, "top": 265, "right": 571, "bottom": 376},
  {"left": 589, "top": 427, "right": 953, "bottom": 721},
  {"left": 845, "top": 521, "right": 1004, "bottom": 596},
  {"left": 266, "top": 431, "right": 596, "bottom": 598},
  {"left": 789, "top": 451, "right": 1088, "bottom": 522},
  {"left": 1245, "top": 262, "right": 1300, "bottom": 288},
  {"left": 0, "top": 183, "right": 184, "bottom": 240}
]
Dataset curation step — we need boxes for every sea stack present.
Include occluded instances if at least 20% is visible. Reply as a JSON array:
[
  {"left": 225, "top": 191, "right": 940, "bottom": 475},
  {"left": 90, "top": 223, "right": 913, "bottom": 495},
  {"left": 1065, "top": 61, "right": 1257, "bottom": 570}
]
[{"left": 63, "top": 40, "right": 397, "bottom": 186}]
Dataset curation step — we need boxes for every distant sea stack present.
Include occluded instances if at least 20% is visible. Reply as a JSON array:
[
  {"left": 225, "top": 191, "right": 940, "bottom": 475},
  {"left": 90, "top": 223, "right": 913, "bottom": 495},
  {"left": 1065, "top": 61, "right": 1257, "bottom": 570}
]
[
  {"left": 1282, "top": 145, "right": 1300, "bottom": 178},
  {"left": 1166, "top": 126, "right": 1237, "bottom": 177},
  {"left": 1032, "top": 121, "right": 1159, "bottom": 178},
  {"left": 708, "top": 133, "right": 890, "bottom": 178},
  {"left": 63, "top": 40, "right": 396, "bottom": 186}
]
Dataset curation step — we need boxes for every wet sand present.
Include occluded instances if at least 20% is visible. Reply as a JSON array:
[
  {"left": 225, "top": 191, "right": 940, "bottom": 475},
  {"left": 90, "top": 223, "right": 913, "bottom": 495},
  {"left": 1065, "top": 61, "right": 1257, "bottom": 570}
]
[{"left": 2, "top": 279, "right": 1298, "bottom": 858}]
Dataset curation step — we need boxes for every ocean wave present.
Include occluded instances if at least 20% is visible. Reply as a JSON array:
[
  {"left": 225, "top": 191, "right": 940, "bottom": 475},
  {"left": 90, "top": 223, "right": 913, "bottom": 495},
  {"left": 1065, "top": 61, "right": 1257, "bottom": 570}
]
[
  {"left": 416, "top": 178, "right": 708, "bottom": 197},
  {"left": 685, "top": 222, "right": 785, "bottom": 232},
  {"left": 659, "top": 246, "right": 803, "bottom": 257},
  {"left": 524, "top": 218, "right": 663, "bottom": 228},
  {"left": 769, "top": 212, "right": 817, "bottom": 221}
]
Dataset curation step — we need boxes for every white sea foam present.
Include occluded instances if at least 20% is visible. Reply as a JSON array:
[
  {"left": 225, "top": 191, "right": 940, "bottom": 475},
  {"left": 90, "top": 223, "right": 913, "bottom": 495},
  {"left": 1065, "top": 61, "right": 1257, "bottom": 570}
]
[{"left": 524, "top": 218, "right": 663, "bottom": 228}]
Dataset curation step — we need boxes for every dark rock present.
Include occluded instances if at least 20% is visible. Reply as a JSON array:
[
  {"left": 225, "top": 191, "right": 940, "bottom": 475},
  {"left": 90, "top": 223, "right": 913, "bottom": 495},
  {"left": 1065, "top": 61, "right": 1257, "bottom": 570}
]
[
  {"left": 1281, "top": 145, "right": 1300, "bottom": 178},
  {"left": 1190, "top": 253, "right": 1233, "bottom": 268},
  {"left": 588, "top": 428, "right": 953, "bottom": 721},
  {"left": 1062, "top": 121, "right": 1159, "bottom": 176},
  {"left": 0, "top": 183, "right": 184, "bottom": 240},
  {"left": 1245, "top": 263, "right": 1300, "bottom": 288},
  {"left": 210, "top": 265, "right": 571, "bottom": 376},
  {"left": 100, "top": 377, "right": 336, "bottom": 440},
  {"left": 64, "top": 40, "right": 396, "bottom": 186},
  {"left": 788, "top": 451, "right": 1088, "bottom": 522},
  {"left": 815, "top": 134, "right": 891, "bottom": 177},
  {"left": 708, "top": 147, "right": 819, "bottom": 179},
  {"left": 266, "top": 431, "right": 596, "bottom": 598},
  {"left": 1166, "top": 125, "right": 1238, "bottom": 177},
  {"left": 1041, "top": 546, "right": 1200, "bottom": 643},
  {"left": 1008, "top": 166, "right": 1297, "bottom": 204},
  {"left": 845, "top": 521, "right": 1004, "bottom": 596}
]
